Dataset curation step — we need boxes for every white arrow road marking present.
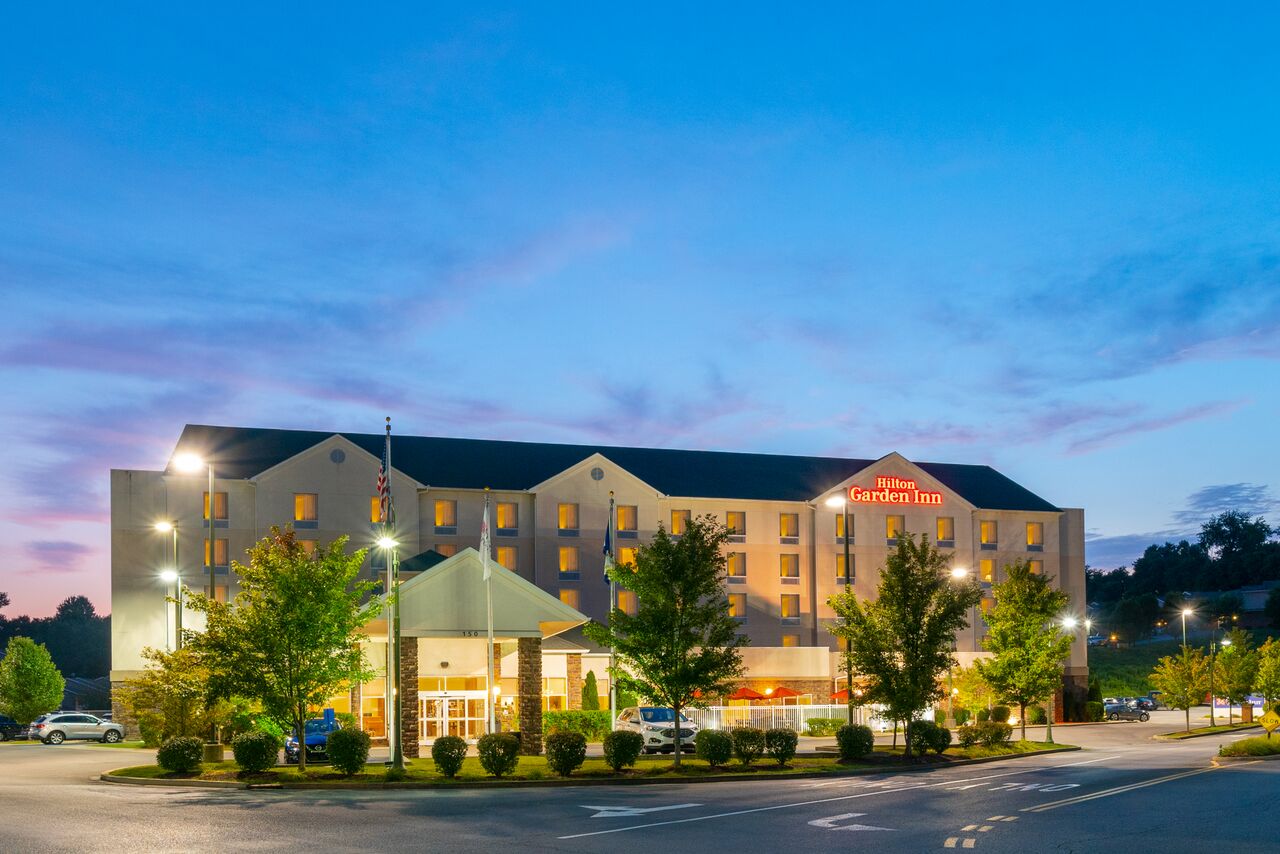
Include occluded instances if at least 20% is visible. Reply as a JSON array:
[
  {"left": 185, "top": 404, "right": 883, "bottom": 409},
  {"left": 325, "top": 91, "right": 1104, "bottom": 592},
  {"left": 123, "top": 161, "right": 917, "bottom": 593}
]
[
  {"left": 808, "top": 812, "right": 893, "bottom": 832},
  {"left": 581, "top": 804, "right": 701, "bottom": 818}
]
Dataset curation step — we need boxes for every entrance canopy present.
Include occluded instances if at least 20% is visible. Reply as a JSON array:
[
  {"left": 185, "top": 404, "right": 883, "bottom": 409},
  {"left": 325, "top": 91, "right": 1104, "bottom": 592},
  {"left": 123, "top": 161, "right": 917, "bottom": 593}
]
[{"left": 365, "top": 547, "right": 589, "bottom": 640}]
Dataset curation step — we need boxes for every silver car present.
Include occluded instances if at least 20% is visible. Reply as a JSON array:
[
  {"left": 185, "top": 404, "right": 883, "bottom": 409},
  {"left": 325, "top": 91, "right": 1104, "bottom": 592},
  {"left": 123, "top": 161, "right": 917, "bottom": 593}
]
[
  {"left": 616, "top": 707, "right": 699, "bottom": 754},
  {"left": 30, "top": 713, "right": 125, "bottom": 744}
]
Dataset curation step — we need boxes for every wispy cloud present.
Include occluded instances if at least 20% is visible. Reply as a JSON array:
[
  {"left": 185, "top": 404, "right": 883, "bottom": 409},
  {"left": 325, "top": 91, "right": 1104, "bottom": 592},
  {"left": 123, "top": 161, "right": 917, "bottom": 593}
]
[
  {"left": 23, "top": 540, "right": 92, "bottom": 574},
  {"left": 1170, "top": 483, "right": 1279, "bottom": 529}
]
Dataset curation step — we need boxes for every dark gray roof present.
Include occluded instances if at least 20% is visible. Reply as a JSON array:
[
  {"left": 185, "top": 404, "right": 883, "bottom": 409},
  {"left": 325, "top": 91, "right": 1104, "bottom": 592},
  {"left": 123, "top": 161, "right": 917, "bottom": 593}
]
[{"left": 169, "top": 424, "right": 1061, "bottom": 512}]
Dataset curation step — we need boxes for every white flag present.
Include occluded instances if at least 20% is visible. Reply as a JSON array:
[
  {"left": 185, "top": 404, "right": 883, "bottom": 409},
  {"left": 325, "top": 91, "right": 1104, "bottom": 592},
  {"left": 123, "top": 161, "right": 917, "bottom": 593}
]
[{"left": 480, "top": 494, "right": 492, "bottom": 581}]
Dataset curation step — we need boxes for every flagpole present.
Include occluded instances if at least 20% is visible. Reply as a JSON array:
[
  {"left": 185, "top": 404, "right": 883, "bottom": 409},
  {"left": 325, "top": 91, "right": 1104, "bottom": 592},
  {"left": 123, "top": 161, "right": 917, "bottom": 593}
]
[
  {"left": 386, "top": 417, "right": 404, "bottom": 773},
  {"left": 483, "top": 489, "right": 496, "bottom": 735},
  {"left": 607, "top": 492, "right": 617, "bottom": 730}
]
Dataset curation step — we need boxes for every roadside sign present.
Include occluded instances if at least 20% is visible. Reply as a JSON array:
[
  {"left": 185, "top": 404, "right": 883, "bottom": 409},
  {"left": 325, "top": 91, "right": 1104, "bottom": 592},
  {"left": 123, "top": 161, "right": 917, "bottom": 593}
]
[{"left": 1260, "top": 710, "right": 1280, "bottom": 734}]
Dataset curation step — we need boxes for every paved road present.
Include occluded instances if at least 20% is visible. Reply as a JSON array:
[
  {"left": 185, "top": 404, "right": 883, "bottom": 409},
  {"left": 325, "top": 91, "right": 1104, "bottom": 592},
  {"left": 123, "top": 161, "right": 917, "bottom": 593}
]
[{"left": 1, "top": 710, "right": 1274, "bottom": 853}]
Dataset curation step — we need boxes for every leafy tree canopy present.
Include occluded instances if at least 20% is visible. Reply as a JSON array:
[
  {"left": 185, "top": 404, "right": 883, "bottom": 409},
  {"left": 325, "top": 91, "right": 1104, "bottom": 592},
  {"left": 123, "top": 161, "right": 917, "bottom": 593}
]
[
  {"left": 1151, "top": 647, "right": 1211, "bottom": 733},
  {"left": 0, "top": 636, "right": 65, "bottom": 724}
]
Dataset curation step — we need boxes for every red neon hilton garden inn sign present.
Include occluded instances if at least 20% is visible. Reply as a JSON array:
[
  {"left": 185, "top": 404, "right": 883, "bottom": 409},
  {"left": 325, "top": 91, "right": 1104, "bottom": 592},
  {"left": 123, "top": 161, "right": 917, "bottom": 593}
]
[{"left": 848, "top": 476, "right": 944, "bottom": 506}]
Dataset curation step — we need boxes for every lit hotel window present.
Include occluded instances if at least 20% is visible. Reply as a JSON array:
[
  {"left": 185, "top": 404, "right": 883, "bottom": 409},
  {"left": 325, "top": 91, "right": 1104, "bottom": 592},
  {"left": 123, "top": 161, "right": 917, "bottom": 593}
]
[
  {"left": 728, "top": 593, "right": 747, "bottom": 620},
  {"left": 727, "top": 552, "right": 747, "bottom": 582},
  {"left": 203, "top": 491, "right": 228, "bottom": 521},
  {"left": 496, "top": 546, "right": 517, "bottom": 571},
  {"left": 671, "top": 509, "right": 691, "bottom": 535},
  {"left": 559, "top": 589, "right": 580, "bottom": 610},
  {"left": 559, "top": 546, "right": 580, "bottom": 577},
  {"left": 1027, "top": 522, "right": 1044, "bottom": 551},
  {"left": 836, "top": 553, "right": 854, "bottom": 584},
  {"left": 558, "top": 503, "right": 579, "bottom": 534},
  {"left": 369, "top": 497, "right": 381, "bottom": 524},
  {"left": 203, "top": 585, "right": 229, "bottom": 603},
  {"left": 496, "top": 502, "right": 518, "bottom": 532},
  {"left": 980, "top": 520, "right": 998, "bottom": 549},
  {"left": 1029, "top": 559, "right": 1043, "bottom": 575},
  {"left": 779, "top": 513, "right": 799, "bottom": 540},
  {"left": 617, "top": 505, "right": 638, "bottom": 537},
  {"left": 781, "top": 634, "right": 800, "bottom": 648},
  {"left": 619, "top": 546, "right": 638, "bottom": 567},
  {"left": 780, "top": 594, "right": 801, "bottom": 624},
  {"left": 435, "top": 544, "right": 458, "bottom": 558},
  {"left": 294, "top": 493, "right": 317, "bottom": 523},
  {"left": 298, "top": 539, "right": 317, "bottom": 556},
  {"left": 980, "top": 596, "right": 995, "bottom": 616},
  {"left": 780, "top": 553, "right": 800, "bottom": 581},
  {"left": 886, "top": 515, "right": 904, "bottom": 542},
  {"left": 204, "top": 538, "right": 228, "bottom": 568},
  {"left": 936, "top": 517, "right": 955, "bottom": 544},
  {"left": 434, "top": 499, "right": 457, "bottom": 528},
  {"left": 617, "top": 589, "right": 638, "bottom": 616},
  {"left": 726, "top": 511, "right": 746, "bottom": 537},
  {"left": 836, "top": 512, "right": 853, "bottom": 541},
  {"left": 980, "top": 559, "right": 995, "bottom": 584}
]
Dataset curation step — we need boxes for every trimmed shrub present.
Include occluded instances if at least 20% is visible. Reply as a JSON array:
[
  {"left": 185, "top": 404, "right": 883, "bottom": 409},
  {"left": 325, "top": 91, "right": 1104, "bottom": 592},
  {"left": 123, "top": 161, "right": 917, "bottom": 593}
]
[
  {"left": 1026, "top": 705, "right": 1047, "bottom": 725},
  {"left": 1220, "top": 736, "right": 1280, "bottom": 757},
  {"left": 836, "top": 724, "right": 875, "bottom": 761},
  {"left": 978, "top": 721, "right": 1013, "bottom": 747},
  {"left": 765, "top": 728, "right": 799, "bottom": 766},
  {"left": 1087, "top": 678, "right": 1103, "bottom": 704},
  {"left": 545, "top": 731, "right": 588, "bottom": 777},
  {"left": 477, "top": 733, "right": 520, "bottom": 778},
  {"left": 1085, "top": 701, "right": 1105, "bottom": 722},
  {"left": 157, "top": 736, "right": 203, "bottom": 774},
  {"left": 431, "top": 735, "right": 468, "bottom": 778},
  {"left": 804, "top": 717, "right": 844, "bottom": 737},
  {"left": 335, "top": 711, "right": 358, "bottom": 731},
  {"left": 231, "top": 730, "right": 280, "bottom": 774},
  {"left": 990, "top": 705, "right": 1011, "bottom": 724},
  {"left": 603, "top": 730, "right": 644, "bottom": 771},
  {"left": 327, "top": 727, "right": 371, "bottom": 776},
  {"left": 694, "top": 729, "right": 734, "bottom": 768},
  {"left": 908, "top": 720, "right": 951, "bottom": 755},
  {"left": 976, "top": 708, "right": 991, "bottom": 722},
  {"left": 953, "top": 708, "right": 971, "bottom": 726},
  {"left": 957, "top": 725, "right": 980, "bottom": 748},
  {"left": 581, "top": 671, "right": 601, "bottom": 711},
  {"left": 731, "top": 727, "right": 766, "bottom": 766},
  {"left": 542, "top": 710, "right": 611, "bottom": 741}
]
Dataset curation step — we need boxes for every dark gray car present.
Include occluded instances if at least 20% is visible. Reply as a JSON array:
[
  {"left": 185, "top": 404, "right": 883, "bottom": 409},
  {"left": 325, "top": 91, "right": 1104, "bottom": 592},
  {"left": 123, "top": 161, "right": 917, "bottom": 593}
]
[
  {"left": 29, "top": 713, "right": 125, "bottom": 744},
  {"left": 1104, "top": 703, "right": 1150, "bottom": 722}
]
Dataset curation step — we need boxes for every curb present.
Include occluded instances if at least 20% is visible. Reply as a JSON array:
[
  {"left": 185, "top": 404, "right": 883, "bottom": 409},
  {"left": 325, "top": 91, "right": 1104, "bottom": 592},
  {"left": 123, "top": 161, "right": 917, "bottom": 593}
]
[
  {"left": 1155, "top": 725, "right": 1261, "bottom": 741},
  {"left": 100, "top": 745, "right": 1080, "bottom": 792},
  {"left": 1212, "top": 752, "right": 1280, "bottom": 766}
]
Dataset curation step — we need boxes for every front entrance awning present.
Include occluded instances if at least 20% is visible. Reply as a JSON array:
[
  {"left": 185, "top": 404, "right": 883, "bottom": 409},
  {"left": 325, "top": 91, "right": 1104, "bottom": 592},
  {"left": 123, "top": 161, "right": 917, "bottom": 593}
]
[{"left": 365, "top": 547, "right": 589, "bottom": 640}]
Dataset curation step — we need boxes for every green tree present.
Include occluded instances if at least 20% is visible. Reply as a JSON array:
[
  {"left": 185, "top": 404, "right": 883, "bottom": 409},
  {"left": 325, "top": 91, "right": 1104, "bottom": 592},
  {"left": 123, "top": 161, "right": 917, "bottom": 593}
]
[
  {"left": 1266, "top": 587, "right": 1280, "bottom": 631},
  {"left": 951, "top": 663, "right": 998, "bottom": 716},
  {"left": 1215, "top": 628, "right": 1259, "bottom": 725},
  {"left": 581, "top": 670, "right": 600, "bottom": 710},
  {"left": 1258, "top": 638, "right": 1280, "bottom": 705},
  {"left": 583, "top": 515, "right": 746, "bottom": 767},
  {"left": 115, "top": 646, "right": 230, "bottom": 745},
  {"left": 829, "top": 532, "right": 981, "bottom": 759},
  {"left": 977, "top": 561, "right": 1074, "bottom": 741},
  {"left": 1151, "top": 647, "right": 1211, "bottom": 733},
  {"left": 0, "top": 636, "right": 65, "bottom": 724},
  {"left": 185, "top": 529, "right": 380, "bottom": 771}
]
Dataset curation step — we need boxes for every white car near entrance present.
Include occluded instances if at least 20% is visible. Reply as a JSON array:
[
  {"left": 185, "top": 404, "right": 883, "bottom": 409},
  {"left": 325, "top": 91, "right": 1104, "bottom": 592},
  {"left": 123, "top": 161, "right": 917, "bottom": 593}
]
[{"left": 616, "top": 707, "right": 699, "bottom": 754}]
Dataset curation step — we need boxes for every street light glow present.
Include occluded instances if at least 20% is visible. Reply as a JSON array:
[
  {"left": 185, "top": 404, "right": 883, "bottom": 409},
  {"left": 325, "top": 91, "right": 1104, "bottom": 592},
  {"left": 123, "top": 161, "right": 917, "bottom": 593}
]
[
  {"left": 1222, "top": 638, "right": 1232, "bottom": 647},
  {"left": 159, "top": 569, "right": 179, "bottom": 583},
  {"left": 376, "top": 536, "right": 398, "bottom": 550},
  {"left": 1062, "top": 617, "right": 1078, "bottom": 629},
  {"left": 825, "top": 494, "right": 847, "bottom": 508},
  {"left": 172, "top": 452, "right": 206, "bottom": 474},
  {"left": 950, "top": 567, "right": 970, "bottom": 579},
  {"left": 1182, "top": 608, "right": 1193, "bottom": 617},
  {"left": 154, "top": 520, "right": 174, "bottom": 533}
]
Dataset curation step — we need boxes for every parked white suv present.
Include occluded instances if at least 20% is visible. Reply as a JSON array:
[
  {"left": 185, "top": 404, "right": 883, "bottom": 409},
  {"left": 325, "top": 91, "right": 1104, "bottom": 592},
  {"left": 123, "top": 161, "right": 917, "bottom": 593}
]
[{"left": 616, "top": 707, "right": 699, "bottom": 754}]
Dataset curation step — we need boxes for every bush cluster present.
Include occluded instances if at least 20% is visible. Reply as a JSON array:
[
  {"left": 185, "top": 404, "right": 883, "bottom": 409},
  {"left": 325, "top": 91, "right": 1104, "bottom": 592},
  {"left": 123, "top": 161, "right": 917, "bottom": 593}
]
[
  {"left": 989, "top": 705, "right": 1011, "bottom": 724},
  {"left": 327, "top": 727, "right": 371, "bottom": 776},
  {"left": 953, "top": 708, "right": 971, "bottom": 726},
  {"left": 545, "top": 731, "right": 588, "bottom": 777},
  {"left": 1220, "top": 736, "right": 1280, "bottom": 758},
  {"left": 730, "top": 727, "right": 766, "bottom": 766},
  {"left": 694, "top": 729, "right": 734, "bottom": 768},
  {"left": 1085, "top": 701, "right": 1105, "bottom": 722},
  {"left": 431, "top": 735, "right": 468, "bottom": 778},
  {"left": 603, "top": 730, "right": 644, "bottom": 771},
  {"left": 477, "top": 733, "right": 520, "bottom": 777},
  {"left": 835, "top": 724, "right": 875, "bottom": 761},
  {"left": 231, "top": 730, "right": 280, "bottom": 774},
  {"left": 764, "top": 728, "right": 798, "bottom": 766},
  {"left": 908, "top": 720, "right": 952, "bottom": 755},
  {"left": 958, "top": 720, "right": 1013, "bottom": 748},
  {"left": 976, "top": 708, "right": 991, "bottom": 722},
  {"left": 804, "top": 717, "right": 845, "bottom": 737},
  {"left": 1026, "top": 705, "right": 1047, "bottom": 725},
  {"left": 157, "top": 736, "right": 204, "bottom": 774},
  {"left": 542, "top": 710, "right": 612, "bottom": 741}
]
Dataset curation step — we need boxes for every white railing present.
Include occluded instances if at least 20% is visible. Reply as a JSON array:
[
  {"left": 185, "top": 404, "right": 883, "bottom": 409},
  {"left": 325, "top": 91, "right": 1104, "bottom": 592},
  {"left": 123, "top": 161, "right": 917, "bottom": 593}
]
[{"left": 681, "top": 704, "right": 935, "bottom": 734}]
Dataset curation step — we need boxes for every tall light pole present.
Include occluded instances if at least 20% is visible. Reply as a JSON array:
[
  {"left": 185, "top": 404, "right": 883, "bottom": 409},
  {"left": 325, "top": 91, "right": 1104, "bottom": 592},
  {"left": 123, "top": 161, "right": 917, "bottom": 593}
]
[
  {"left": 1180, "top": 608, "right": 1193, "bottom": 648},
  {"left": 825, "top": 494, "right": 854, "bottom": 725},
  {"left": 1054, "top": 616, "right": 1079, "bottom": 745},
  {"left": 155, "top": 521, "right": 181, "bottom": 650},
  {"left": 173, "top": 451, "right": 219, "bottom": 748},
  {"left": 947, "top": 566, "right": 970, "bottom": 728},
  {"left": 378, "top": 536, "right": 403, "bottom": 773}
]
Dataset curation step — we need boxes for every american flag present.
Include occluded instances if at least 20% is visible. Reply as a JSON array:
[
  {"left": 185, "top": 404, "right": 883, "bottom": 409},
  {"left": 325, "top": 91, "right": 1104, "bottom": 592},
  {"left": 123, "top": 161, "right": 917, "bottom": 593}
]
[
  {"left": 480, "top": 493, "right": 492, "bottom": 581},
  {"left": 377, "top": 429, "right": 393, "bottom": 525}
]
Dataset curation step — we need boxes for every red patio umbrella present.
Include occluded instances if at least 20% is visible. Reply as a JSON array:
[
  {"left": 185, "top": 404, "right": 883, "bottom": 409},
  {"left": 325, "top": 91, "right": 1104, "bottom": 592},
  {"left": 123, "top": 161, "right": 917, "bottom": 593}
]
[
  {"left": 768, "top": 686, "right": 803, "bottom": 698},
  {"left": 728, "top": 687, "right": 765, "bottom": 701}
]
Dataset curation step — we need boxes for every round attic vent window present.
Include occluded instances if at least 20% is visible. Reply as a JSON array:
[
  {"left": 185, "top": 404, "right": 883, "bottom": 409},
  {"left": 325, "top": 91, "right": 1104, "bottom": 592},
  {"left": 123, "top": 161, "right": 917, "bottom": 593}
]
[
  {"left": 330, "top": 449, "right": 346, "bottom": 464},
  {"left": 590, "top": 466, "right": 604, "bottom": 481}
]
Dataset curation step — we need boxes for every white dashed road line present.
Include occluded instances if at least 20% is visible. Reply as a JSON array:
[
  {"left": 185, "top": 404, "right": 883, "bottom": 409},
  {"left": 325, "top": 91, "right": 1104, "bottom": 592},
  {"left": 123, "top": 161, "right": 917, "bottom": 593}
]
[{"left": 1021, "top": 762, "right": 1256, "bottom": 813}]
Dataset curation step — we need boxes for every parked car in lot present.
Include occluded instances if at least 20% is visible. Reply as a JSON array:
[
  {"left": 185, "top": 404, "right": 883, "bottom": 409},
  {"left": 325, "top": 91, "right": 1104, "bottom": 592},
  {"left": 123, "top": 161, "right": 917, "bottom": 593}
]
[
  {"left": 29, "top": 713, "right": 125, "bottom": 744},
  {"left": 615, "top": 707, "right": 699, "bottom": 753},
  {"left": 1087, "top": 634, "right": 1107, "bottom": 646},
  {"left": 284, "top": 718, "right": 341, "bottom": 764},
  {"left": 1104, "top": 703, "right": 1150, "bottom": 722},
  {"left": 0, "top": 715, "right": 23, "bottom": 741},
  {"left": 1131, "top": 697, "right": 1157, "bottom": 712}
]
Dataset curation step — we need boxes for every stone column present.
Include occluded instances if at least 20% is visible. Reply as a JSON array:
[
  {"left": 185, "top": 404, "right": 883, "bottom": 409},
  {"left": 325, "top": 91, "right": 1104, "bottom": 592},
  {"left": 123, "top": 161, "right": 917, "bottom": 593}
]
[
  {"left": 566, "top": 654, "right": 583, "bottom": 711},
  {"left": 400, "top": 637, "right": 420, "bottom": 758},
  {"left": 517, "top": 637, "right": 543, "bottom": 755},
  {"left": 349, "top": 682, "right": 363, "bottom": 730}
]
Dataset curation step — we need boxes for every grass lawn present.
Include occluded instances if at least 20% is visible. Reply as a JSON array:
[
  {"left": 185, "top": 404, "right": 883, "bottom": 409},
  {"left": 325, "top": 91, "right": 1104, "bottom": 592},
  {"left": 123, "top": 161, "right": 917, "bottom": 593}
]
[
  {"left": 1159, "top": 723, "right": 1261, "bottom": 740},
  {"left": 1219, "top": 735, "right": 1280, "bottom": 757},
  {"left": 109, "top": 740, "right": 1068, "bottom": 786},
  {"left": 1089, "top": 629, "right": 1280, "bottom": 698}
]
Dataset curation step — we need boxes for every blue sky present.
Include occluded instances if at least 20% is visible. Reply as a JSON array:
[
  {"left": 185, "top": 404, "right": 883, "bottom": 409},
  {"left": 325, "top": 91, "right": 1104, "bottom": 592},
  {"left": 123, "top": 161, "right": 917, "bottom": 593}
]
[{"left": 2, "top": 5, "right": 1278, "bottom": 615}]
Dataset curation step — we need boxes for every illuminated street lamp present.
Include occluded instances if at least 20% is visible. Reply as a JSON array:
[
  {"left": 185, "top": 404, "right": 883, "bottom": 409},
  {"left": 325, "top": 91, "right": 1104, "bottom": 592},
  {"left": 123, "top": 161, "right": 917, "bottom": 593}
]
[
  {"left": 945, "top": 567, "right": 971, "bottom": 728},
  {"left": 377, "top": 535, "right": 403, "bottom": 773},
  {"left": 825, "top": 493, "right": 855, "bottom": 725},
  {"left": 173, "top": 452, "right": 218, "bottom": 606},
  {"left": 155, "top": 521, "right": 181, "bottom": 650},
  {"left": 1180, "top": 608, "right": 1193, "bottom": 647}
]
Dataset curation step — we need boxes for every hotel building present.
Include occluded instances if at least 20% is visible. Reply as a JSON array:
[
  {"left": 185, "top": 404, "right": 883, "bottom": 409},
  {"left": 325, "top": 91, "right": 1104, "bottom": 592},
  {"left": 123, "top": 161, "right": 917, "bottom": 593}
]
[{"left": 111, "top": 425, "right": 1087, "bottom": 755}]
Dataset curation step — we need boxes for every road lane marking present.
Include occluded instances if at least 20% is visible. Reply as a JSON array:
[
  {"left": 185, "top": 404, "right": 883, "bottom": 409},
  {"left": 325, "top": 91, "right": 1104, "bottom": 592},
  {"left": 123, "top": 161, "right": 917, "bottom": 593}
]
[
  {"left": 944, "top": 838, "right": 958, "bottom": 848},
  {"left": 807, "top": 812, "right": 894, "bottom": 831},
  {"left": 978, "top": 825, "right": 993, "bottom": 832},
  {"left": 1020, "top": 763, "right": 1255, "bottom": 813},
  {"left": 963, "top": 839, "right": 977, "bottom": 848},
  {"left": 580, "top": 804, "right": 701, "bottom": 818},
  {"left": 961, "top": 824, "right": 978, "bottom": 831},
  {"left": 557, "top": 758, "right": 1118, "bottom": 839}
]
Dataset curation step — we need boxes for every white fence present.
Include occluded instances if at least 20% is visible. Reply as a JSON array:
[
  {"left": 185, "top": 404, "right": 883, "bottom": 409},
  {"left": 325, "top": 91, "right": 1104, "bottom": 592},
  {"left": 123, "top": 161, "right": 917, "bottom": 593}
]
[{"left": 681, "top": 704, "right": 936, "bottom": 734}]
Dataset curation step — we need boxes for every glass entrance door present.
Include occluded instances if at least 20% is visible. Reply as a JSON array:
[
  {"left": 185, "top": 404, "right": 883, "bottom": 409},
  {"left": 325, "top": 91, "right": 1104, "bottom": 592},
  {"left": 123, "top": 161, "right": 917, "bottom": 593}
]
[{"left": 418, "top": 692, "right": 489, "bottom": 743}]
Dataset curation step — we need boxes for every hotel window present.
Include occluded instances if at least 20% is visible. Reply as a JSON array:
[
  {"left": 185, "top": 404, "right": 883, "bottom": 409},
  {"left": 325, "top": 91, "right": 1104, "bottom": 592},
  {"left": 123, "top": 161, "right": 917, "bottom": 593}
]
[
  {"left": 434, "top": 499, "right": 457, "bottom": 533},
  {"left": 836, "top": 553, "right": 854, "bottom": 584},
  {"left": 203, "top": 491, "right": 228, "bottom": 523},
  {"left": 496, "top": 502, "right": 518, "bottom": 534},
  {"left": 1028, "top": 559, "right": 1043, "bottom": 575},
  {"left": 294, "top": 493, "right": 318, "bottom": 525},
  {"left": 780, "top": 594, "right": 801, "bottom": 624},
  {"left": 204, "top": 538, "right": 229, "bottom": 569},
  {"left": 558, "top": 589, "right": 580, "bottom": 610},
  {"left": 670, "top": 509, "right": 691, "bottom": 535},
  {"left": 726, "top": 511, "right": 746, "bottom": 541},
  {"left": 886, "top": 515, "right": 905, "bottom": 543},
  {"left": 617, "top": 504, "right": 638, "bottom": 538},
  {"left": 496, "top": 546, "right": 517, "bottom": 571},
  {"left": 298, "top": 539, "right": 317, "bottom": 556},
  {"left": 836, "top": 512, "right": 853, "bottom": 542},
  {"left": 980, "top": 596, "right": 995, "bottom": 616},
  {"left": 558, "top": 503, "right": 579, "bottom": 535},
  {"left": 835, "top": 635, "right": 850, "bottom": 652},
  {"left": 543, "top": 677, "right": 568, "bottom": 711},
  {"left": 369, "top": 497, "right": 382, "bottom": 524},
  {"left": 980, "top": 520, "right": 998, "bottom": 549},
  {"left": 1026, "top": 522, "right": 1044, "bottom": 551},
  {"left": 979, "top": 558, "right": 995, "bottom": 584},
  {"left": 780, "top": 553, "right": 800, "bottom": 582},
  {"left": 781, "top": 634, "right": 800, "bottom": 648},
  {"left": 361, "top": 677, "right": 386, "bottom": 739},
  {"left": 203, "top": 584, "right": 229, "bottom": 603},
  {"left": 559, "top": 546, "right": 580, "bottom": 579},
  {"left": 726, "top": 552, "right": 747, "bottom": 583},
  {"left": 728, "top": 593, "right": 747, "bottom": 620},
  {"left": 617, "top": 589, "right": 638, "bottom": 616},
  {"left": 936, "top": 516, "right": 955, "bottom": 545},
  {"left": 780, "top": 512, "right": 799, "bottom": 543},
  {"left": 435, "top": 544, "right": 458, "bottom": 558},
  {"left": 619, "top": 546, "right": 639, "bottom": 568}
]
